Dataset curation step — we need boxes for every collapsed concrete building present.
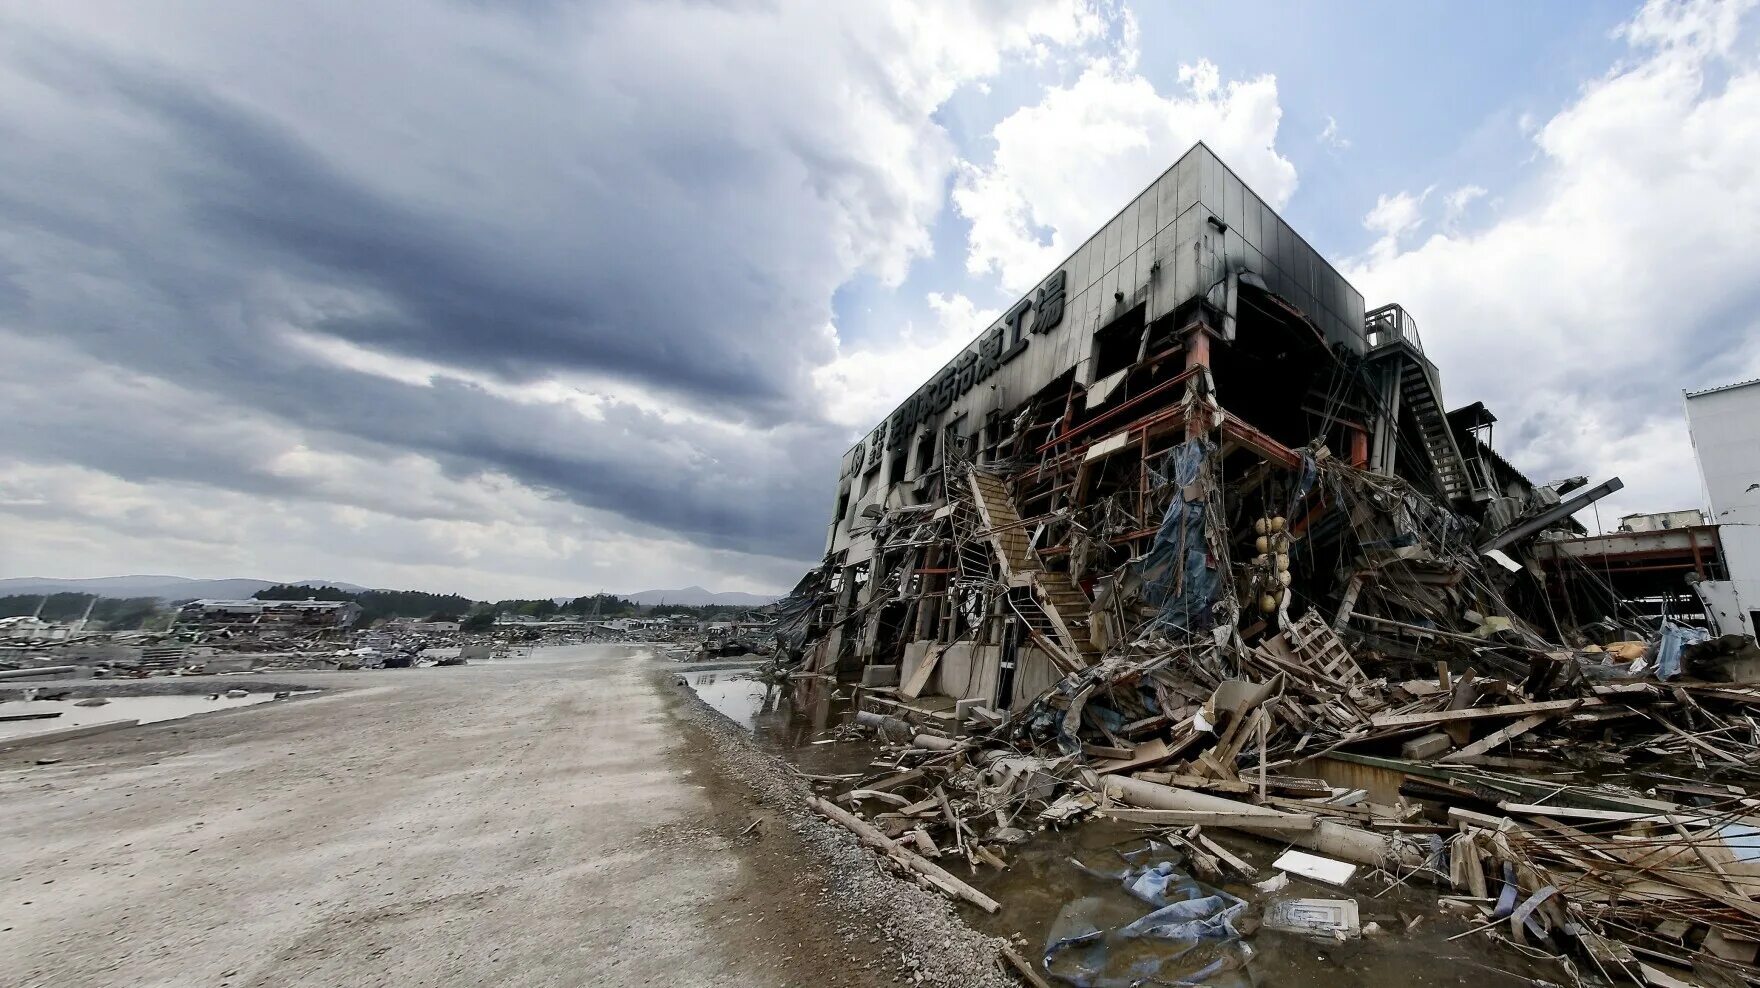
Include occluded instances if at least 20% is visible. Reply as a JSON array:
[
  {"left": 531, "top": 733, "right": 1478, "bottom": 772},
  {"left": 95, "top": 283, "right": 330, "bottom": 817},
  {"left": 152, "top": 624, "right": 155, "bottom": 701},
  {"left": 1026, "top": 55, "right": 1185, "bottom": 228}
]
[{"left": 788, "top": 142, "right": 1646, "bottom": 714}]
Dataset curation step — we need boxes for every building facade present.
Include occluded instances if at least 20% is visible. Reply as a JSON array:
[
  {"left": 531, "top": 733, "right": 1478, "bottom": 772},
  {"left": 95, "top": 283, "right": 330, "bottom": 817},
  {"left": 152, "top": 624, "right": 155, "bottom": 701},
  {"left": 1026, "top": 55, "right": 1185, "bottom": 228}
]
[
  {"left": 799, "top": 143, "right": 1593, "bottom": 714},
  {"left": 1686, "top": 378, "right": 1760, "bottom": 636}
]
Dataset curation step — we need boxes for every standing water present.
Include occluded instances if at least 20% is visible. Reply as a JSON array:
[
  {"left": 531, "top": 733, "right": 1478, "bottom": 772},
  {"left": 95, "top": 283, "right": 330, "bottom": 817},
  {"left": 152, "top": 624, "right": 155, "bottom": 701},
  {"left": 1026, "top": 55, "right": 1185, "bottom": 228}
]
[{"left": 0, "top": 692, "right": 300, "bottom": 741}]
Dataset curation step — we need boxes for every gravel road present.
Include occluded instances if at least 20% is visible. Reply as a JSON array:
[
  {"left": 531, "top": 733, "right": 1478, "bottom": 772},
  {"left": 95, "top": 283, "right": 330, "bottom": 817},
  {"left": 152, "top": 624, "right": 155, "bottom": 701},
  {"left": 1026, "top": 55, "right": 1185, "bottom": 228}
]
[{"left": 0, "top": 644, "right": 1004, "bottom": 988}]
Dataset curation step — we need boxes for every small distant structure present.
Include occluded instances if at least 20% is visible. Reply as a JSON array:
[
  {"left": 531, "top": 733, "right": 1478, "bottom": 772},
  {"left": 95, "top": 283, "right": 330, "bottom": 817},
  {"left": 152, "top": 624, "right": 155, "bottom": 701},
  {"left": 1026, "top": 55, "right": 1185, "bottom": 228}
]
[
  {"left": 174, "top": 598, "right": 361, "bottom": 638},
  {"left": 1618, "top": 510, "right": 1708, "bottom": 533},
  {"left": 0, "top": 615, "right": 76, "bottom": 643},
  {"left": 387, "top": 617, "right": 461, "bottom": 633}
]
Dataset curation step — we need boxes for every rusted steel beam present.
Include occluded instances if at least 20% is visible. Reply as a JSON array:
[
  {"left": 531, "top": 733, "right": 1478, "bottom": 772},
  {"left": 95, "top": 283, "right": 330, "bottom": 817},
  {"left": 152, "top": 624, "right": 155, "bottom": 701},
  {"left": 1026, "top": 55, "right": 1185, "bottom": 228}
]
[{"left": 1220, "top": 415, "right": 1303, "bottom": 470}]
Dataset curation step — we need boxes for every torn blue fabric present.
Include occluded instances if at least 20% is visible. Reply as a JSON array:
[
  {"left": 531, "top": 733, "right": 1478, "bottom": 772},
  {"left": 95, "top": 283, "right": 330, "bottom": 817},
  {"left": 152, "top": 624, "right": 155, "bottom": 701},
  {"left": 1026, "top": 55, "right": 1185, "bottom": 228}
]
[
  {"left": 1139, "top": 438, "right": 1219, "bottom": 634},
  {"left": 1047, "top": 846, "right": 1252, "bottom": 987},
  {"left": 1653, "top": 620, "right": 1709, "bottom": 680}
]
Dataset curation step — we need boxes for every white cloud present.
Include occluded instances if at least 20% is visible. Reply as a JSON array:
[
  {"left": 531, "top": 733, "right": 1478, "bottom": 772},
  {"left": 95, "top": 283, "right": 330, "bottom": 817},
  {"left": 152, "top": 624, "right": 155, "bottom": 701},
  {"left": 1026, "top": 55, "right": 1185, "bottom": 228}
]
[
  {"left": 1318, "top": 114, "right": 1351, "bottom": 150},
  {"left": 1347, "top": 0, "right": 1760, "bottom": 521},
  {"left": 1360, "top": 186, "right": 1433, "bottom": 264},
  {"left": 0, "top": 0, "right": 1130, "bottom": 593},
  {"left": 1441, "top": 184, "right": 1487, "bottom": 230},
  {"left": 0, "top": 459, "right": 806, "bottom": 598},
  {"left": 954, "top": 55, "right": 1297, "bottom": 290},
  {"left": 813, "top": 293, "right": 1002, "bottom": 430}
]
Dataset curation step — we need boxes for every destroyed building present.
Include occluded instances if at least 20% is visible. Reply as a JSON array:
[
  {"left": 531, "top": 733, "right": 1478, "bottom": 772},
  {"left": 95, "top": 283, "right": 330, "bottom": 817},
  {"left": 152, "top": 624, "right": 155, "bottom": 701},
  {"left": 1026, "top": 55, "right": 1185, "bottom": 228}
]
[
  {"left": 1530, "top": 378, "right": 1759, "bottom": 640},
  {"left": 174, "top": 598, "right": 362, "bottom": 639},
  {"left": 1682, "top": 378, "right": 1760, "bottom": 636},
  {"left": 758, "top": 143, "right": 1760, "bottom": 987},
  {"left": 798, "top": 141, "right": 1618, "bottom": 711}
]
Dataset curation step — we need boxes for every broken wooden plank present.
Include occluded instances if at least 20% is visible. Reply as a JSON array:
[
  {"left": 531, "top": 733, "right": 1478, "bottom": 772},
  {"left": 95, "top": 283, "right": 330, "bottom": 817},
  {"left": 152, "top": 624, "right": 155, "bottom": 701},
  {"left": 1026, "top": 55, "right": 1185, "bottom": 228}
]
[
  {"left": 1093, "top": 738, "right": 1176, "bottom": 775},
  {"left": 999, "top": 944, "right": 1052, "bottom": 988},
  {"left": 1400, "top": 731, "right": 1455, "bottom": 760},
  {"left": 863, "top": 768, "right": 926, "bottom": 793},
  {"left": 1438, "top": 713, "right": 1551, "bottom": 764},
  {"left": 1369, "top": 697, "right": 1597, "bottom": 730},
  {"left": 1101, "top": 808, "right": 1317, "bottom": 831},
  {"left": 842, "top": 789, "right": 914, "bottom": 808},
  {"left": 1193, "top": 831, "right": 1257, "bottom": 876},
  {"left": 899, "top": 644, "right": 945, "bottom": 700},
  {"left": 1131, "top": 771, "right": 1253, "bottom": 794},
  {"left": 807, "top": 796, "right": 1000, "bottom": 913}
]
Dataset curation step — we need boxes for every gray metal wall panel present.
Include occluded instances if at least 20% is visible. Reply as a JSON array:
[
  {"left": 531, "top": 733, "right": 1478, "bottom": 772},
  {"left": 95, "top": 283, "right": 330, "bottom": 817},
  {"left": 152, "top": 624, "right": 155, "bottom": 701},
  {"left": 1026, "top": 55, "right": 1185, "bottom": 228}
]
[
  {"left": 1149, "top": 226, "right": 1178, "bottom": 323},
  {"left": 1099, "top": 262, "right": 1121, "bottom": 318},
  {"left": 1173, "top": 206, "right": 1200, "bottom": 302},
  {"left": 1155, "top": 171, "right": 1179, "bottom": 239},
  {"left": 1132, "top": 243, "right": 1155, "bottom": 306},
  {"left": 1222, "top": 168, "right": 1244, "bottom": 233},
  {"left": 1224, "top": 228, "right": 1246, "bottom": 279},
  {"left": 1242, "top": 188, "right": 1263, "bottom": 251},
  {"left": 1102, "top": 214, "right": 1122, "bottom": 273},
  {"left": 1201, "top": 149, "right": 1222, "bottom": 210},
  {"left": 1176, "top": 152, "right": 1197, "bottom": 216},
  {"left": 1118, "top": 200, "right": 1139, "bottom": 260}
]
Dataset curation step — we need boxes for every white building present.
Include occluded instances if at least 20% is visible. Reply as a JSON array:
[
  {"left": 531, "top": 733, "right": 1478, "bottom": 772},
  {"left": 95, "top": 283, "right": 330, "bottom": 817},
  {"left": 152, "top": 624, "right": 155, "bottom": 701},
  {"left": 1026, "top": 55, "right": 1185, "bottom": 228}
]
[
  {"left": 1686, "top": 378, "right": 1760, "bottom": 636},
  {"left": 0, "top": 615, "right": 74, "bottom": 643}
]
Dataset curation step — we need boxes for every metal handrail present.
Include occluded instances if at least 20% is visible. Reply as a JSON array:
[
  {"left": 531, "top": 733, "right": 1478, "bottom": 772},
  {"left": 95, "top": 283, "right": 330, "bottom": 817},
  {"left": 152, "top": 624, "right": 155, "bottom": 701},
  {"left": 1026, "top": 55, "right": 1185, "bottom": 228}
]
[{"left": 1365, "top": 303, "right": 1423, "bottom": 354}]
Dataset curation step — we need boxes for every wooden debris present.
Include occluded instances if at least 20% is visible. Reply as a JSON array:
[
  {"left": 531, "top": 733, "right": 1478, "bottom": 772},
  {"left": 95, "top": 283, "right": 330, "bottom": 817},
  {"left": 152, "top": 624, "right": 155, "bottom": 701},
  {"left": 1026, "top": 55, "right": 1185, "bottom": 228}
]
[
  {"left": 807, "top": 796, "right": 1000, "bottom": 913},
  {"left": 1100, "top": 808, "right": 1317, "bottom": 831}
]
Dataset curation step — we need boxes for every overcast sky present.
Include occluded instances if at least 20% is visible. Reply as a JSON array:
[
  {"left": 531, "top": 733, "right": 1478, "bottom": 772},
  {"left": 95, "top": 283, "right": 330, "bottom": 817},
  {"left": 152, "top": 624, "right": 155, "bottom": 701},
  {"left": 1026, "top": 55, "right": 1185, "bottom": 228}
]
[{"left": 3, "top": 0, "right": 1759, "bottom": 599}]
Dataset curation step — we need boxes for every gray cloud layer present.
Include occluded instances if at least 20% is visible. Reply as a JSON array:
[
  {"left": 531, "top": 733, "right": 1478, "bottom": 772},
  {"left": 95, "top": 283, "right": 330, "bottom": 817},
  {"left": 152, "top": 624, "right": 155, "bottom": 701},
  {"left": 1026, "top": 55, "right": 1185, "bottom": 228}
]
[{"left": 0, "top": 1, "right": 1104, "bottom": 588}]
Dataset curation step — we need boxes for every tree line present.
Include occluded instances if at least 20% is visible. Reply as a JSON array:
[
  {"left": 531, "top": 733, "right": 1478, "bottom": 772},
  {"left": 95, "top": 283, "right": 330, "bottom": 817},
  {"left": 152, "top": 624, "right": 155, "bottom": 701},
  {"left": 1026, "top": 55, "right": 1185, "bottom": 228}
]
[{"left": 2, "top": 585, "right": 760, "bottom": 635}]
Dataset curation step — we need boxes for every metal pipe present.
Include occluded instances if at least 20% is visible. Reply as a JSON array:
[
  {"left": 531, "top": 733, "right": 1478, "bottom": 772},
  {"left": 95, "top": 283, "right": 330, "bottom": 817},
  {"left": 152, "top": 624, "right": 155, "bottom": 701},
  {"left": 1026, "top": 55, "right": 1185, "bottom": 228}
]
[
  {"left": 1103, "top": 774, "right": 1424, "bottom": 869},
  {"left": 0, "top": 666, "right": 77, "bottom": 681}
]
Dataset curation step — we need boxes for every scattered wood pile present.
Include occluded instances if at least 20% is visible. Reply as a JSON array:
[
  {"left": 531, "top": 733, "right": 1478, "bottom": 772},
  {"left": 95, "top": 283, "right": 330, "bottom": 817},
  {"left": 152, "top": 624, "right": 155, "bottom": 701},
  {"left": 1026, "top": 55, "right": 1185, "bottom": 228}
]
[
  {"left": 797, "top": 614, "right": 1760, "bottom": 987},
  {"left": 772, "top": 440, "right": 1760, "bottom": 985}
]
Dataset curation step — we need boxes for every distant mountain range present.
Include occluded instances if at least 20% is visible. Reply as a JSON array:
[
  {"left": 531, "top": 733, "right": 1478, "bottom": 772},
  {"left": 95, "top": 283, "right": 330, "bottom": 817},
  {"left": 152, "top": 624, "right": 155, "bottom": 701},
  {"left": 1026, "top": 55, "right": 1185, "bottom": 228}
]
[
  {"left": 623, "top": 586, "right": 776, "bottom": 607},
  {"left": 0, "top": 575, "right": 777, "bottom": 607},
  {"left": 0, "top": 575, "right": 369, "bottom": 601}
]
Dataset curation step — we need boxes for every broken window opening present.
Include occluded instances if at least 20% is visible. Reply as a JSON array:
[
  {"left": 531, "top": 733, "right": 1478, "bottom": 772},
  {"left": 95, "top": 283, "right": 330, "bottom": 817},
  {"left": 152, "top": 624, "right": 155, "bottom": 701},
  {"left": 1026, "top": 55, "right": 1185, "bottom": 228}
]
[{"left": 1090, "top": 303, "right": 1147, "bottom": 383}]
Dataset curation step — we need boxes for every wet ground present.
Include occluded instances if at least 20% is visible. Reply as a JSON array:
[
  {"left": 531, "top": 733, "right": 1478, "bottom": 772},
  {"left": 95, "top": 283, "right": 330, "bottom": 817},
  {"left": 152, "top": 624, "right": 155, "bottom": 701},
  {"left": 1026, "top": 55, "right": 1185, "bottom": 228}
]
[
  {"left": 0, "top": 691, "right": 301, "bottom": 741},
  {"left": 681, "top": 668, "right": 1577, "bottom": 988},
  {"left": 966, "top": 817, "right": 1566, "bottom": 987},
  {"left": 681, "top": 665, "right": 881, "bottom": 778}
]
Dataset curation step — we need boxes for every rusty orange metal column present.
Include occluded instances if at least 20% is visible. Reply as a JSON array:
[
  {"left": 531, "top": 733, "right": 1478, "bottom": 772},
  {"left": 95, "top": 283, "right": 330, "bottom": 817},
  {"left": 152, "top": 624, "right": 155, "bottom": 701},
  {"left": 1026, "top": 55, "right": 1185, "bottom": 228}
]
[
  {"left": 1182, "top": 322, "right": 1212, "bottom": 440},
  {"left": 1183, "top": 322, "right": 1212, "bottom": 373}
]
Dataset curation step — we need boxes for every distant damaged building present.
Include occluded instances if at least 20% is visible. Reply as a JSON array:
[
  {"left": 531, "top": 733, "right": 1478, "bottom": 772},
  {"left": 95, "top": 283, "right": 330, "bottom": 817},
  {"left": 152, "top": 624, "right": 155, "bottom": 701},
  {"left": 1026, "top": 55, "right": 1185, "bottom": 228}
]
[
  {"left": 175, "top": 598, "right": 361, "bottom": 640},
  {"left": 779, "top": 142, "right": 1668, "bottom": 711}
]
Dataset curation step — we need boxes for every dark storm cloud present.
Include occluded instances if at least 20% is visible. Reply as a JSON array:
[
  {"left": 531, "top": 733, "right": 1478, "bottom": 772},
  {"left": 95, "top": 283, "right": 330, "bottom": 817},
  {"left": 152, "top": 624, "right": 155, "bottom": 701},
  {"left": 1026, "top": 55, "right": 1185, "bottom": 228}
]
[
  {"left": 4, "top": 31, "right": 813, "bottom": 413},
  {"left": 0, "top": 7, "right": 921, "bottom": 563}
]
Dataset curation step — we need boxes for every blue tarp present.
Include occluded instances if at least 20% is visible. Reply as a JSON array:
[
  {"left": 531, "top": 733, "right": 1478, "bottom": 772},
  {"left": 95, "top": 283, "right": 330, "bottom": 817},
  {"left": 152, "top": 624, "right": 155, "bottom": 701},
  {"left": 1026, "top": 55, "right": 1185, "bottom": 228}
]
[
  {"left": 1653, "top": 620, "right": 1709, "bottom": 680},
  {"left": 1139, "top": 439, "right": 1220, "bottom": 634},
  {"left": 1047, "top": 845, "right": 1252, "bottom": 987}
]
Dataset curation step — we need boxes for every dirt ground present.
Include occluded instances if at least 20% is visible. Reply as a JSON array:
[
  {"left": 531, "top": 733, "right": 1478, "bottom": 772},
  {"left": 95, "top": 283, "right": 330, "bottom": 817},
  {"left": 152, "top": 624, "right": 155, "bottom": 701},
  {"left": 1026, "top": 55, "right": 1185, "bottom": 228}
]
[{"left": 0, "top": 645, "right": 996, "bottom": 988}]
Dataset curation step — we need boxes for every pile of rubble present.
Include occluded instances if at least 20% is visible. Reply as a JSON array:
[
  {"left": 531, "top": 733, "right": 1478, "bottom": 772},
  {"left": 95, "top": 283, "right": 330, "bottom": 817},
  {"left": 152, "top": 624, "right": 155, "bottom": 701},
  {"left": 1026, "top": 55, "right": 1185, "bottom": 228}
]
[{"left": 768, "top": 449, "right": 1760, "bottom": 986}]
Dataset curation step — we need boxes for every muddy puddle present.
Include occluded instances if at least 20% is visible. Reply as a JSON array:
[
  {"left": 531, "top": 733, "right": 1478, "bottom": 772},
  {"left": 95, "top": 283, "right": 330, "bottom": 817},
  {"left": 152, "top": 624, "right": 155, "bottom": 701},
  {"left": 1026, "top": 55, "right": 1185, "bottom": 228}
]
[
  {"left": 966, "top": 818, "right": 1567, "bottom": 987},
  {"left": 0, "top": 691, "right": 308, "bottom": 741},
  {"left": 680, "top": 665, "right": 882, "bottom": 777}
]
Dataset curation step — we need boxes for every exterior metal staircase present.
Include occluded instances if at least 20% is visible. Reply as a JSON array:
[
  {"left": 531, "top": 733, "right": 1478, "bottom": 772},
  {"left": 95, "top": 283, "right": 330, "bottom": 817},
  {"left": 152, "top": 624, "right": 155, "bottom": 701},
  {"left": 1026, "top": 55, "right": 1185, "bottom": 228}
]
[
  {"left": 965, "top": 470, "right": 1101, "bottom": 669},
  {"left": 946, "top": 480, "right": 998, "bottom": 587},
  {"left": 1364, "top": 304, "right": 1481, "bottom": 504},
  {"left": 1398, "top": 358, "right": 1472, "bottom": 502}
]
